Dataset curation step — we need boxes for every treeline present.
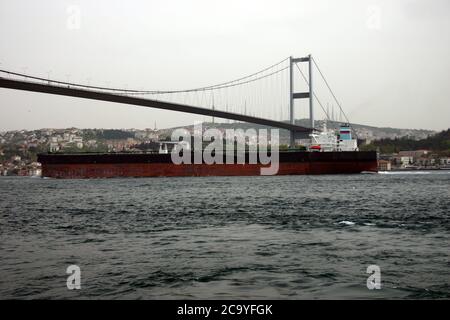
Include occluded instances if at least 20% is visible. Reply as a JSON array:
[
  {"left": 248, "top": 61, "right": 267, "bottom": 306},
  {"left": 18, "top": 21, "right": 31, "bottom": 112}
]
[
  {"left": 0, "top": 143, "right": 47, "bottom": 162},
  {"left": 82, "top": 129, "right": 135, "bottom": 140},
  {"left": 361, "top": 129, "right": 450, "bottom": 154}
]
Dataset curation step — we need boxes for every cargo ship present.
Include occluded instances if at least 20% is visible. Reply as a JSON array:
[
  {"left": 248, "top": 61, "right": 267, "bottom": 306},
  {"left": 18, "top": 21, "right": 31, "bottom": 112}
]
[{"left": 37, "top": 124, "right": 378, "bottom": 178}]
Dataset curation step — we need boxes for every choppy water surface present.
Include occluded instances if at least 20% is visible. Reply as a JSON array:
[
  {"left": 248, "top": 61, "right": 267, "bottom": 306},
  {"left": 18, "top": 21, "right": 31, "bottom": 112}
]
[{"left": 0, "top": 172, "right": 449, "bottom": 299}]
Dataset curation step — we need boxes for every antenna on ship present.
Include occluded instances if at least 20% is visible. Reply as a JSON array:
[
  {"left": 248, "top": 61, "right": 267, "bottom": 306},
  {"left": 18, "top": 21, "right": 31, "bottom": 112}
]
[
  {"left": 332, "top": 104, "right": 335, "bottom": 125},
  {"left": 211, "top": 92, "right": 215, "bottom": 124},
  {"left": 327, "top": 102, "right": 330, "bottom": 127}
]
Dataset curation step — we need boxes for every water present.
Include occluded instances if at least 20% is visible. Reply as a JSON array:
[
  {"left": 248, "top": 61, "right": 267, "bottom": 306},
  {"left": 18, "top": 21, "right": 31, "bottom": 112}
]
[{"left": 0, "top": 172, "right": 449, "bottom": 299}]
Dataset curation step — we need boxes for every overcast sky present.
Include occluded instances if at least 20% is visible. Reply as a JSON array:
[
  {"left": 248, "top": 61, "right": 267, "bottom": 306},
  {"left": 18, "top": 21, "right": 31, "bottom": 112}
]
[{"left": 0, "top": 0, "right": 449, "bottom": 131}]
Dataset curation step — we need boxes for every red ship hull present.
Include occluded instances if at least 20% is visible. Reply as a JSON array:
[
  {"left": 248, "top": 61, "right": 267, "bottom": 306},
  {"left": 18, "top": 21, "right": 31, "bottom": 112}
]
[{"left": 38, "top": 151, "right": 378, "bottom": 178}]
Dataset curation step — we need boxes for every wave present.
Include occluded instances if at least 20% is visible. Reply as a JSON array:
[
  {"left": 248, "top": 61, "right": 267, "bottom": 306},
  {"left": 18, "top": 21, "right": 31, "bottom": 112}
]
[
  {"left": 377, "top": 171, "right": 450, "bottom": 175},
  {"left": 338, "top": 221, "right": 355, "bottom": 226}
]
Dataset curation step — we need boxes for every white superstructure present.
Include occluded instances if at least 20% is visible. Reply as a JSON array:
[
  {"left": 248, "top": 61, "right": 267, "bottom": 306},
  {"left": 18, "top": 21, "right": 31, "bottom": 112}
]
[{"left": 306, "top": 123, "right": 358, "bottom": 152}]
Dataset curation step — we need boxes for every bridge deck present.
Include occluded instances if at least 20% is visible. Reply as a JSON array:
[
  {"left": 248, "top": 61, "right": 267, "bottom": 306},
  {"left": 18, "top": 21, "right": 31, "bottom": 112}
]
[{"left": 0, "top": 77, "right": 313, "bottom": 133}]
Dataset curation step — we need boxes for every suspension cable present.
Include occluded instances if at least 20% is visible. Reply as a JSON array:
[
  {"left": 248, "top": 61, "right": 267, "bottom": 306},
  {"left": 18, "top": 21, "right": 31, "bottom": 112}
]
[
  {"left": 311, "top": 57, "right": 358, "bottom": 138},
  {"left": 128, "top": 66, "right": 290, "bottom": 95},
  {"left": 0, "top": 57, "right": 289, "bottom": 95}
]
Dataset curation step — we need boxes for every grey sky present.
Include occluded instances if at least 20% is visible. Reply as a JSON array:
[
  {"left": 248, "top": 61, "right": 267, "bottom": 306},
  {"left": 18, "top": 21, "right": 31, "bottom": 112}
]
[{"left": 0, "top": 0, "right": 449, "bottom": 131}]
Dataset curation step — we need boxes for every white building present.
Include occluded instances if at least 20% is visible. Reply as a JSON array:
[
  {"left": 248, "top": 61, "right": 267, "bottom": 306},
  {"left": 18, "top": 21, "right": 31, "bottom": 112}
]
[
  {"left": 395, "top": 156, "right": 414, "bottom": 167},
  {"left": 49, "top": 142, "right": 60, "bottom": 152}
]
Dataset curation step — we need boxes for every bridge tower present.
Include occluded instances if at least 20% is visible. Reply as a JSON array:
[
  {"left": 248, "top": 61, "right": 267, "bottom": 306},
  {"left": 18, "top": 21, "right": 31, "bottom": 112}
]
[{"left": 289, "top": 54, "right": 314, "bottom": 147}]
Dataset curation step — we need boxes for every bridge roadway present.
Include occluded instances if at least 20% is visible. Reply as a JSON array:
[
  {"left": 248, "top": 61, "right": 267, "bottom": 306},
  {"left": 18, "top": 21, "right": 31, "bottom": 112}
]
[{"left": 0, "top": 77, "right": 313, "bottom": 134}]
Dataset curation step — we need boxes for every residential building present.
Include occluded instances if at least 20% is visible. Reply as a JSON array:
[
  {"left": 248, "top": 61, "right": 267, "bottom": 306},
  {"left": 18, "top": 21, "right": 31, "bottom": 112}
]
[{"left": 378, "top": 160, "right": 391, "bottom": 171}]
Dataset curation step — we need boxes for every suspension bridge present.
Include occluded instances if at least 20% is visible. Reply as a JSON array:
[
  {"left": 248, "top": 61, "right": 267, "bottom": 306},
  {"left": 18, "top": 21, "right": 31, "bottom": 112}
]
[{"left": 0, "top": 55, "right": 353, "bottom": 146}]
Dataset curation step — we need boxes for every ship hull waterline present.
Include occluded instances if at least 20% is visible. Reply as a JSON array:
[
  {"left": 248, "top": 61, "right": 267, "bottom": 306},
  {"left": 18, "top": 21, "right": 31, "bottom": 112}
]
[{"left": 38, "top": 151, "right": 378, "bottom": 179}]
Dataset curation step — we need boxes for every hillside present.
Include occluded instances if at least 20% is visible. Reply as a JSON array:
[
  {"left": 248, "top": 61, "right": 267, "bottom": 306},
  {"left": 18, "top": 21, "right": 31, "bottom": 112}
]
[
  {"left": 0, "top": 121, "right": 442, "bottom": 163},
  {"left": 159, "top": 119, "right": 436, "bottom": 144},
  {"left": 361, "top": 129, "right": 450, "bottom": 155}
]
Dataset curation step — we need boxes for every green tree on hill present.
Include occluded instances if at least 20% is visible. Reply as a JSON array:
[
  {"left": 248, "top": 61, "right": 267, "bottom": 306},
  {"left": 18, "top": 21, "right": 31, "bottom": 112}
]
[{"left": 361, "top": 129, "right": 450, "bottom": 155}]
